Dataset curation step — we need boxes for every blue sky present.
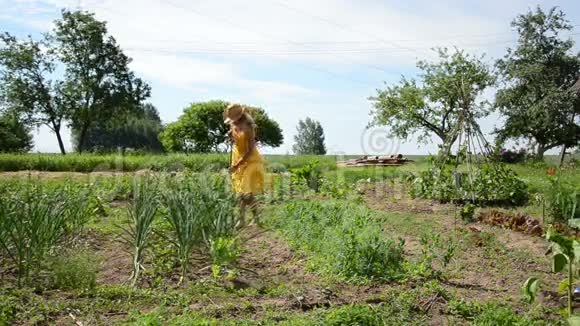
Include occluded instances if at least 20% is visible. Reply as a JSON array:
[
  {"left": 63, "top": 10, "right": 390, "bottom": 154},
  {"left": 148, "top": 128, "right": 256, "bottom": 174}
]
[{"left": 1, "top": 0, "right": 579, "bottom": 155}]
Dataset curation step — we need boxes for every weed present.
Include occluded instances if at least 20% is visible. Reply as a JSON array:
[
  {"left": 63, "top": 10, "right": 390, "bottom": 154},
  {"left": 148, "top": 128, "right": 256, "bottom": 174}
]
[
  {"left": 270, "top": 200, "right": 405, "bottom": 282},
  {"left": 209, "top": 236, "right": 241, "bottom": 279},
  {"left": 406, "top": 233, "right": 457, "bottom": 279},
  {"left": 45, "top": 250, "right": 97, "bottom": 291}
]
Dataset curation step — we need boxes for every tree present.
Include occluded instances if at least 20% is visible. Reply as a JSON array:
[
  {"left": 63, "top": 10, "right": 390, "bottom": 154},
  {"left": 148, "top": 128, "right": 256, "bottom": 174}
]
[
  {"left": 0, "top": 111, "right": 33, "bottom": 153},
  {"left": 0, "top": 10, "right": 150, "bottom": 154},
  {"left": 72, "top": 103, "right": 164, "bottom": 152},
  {"left": 0, "top": 33, "right": 67, "bottom": 154},
  {"left": 54, "top": 10, "right": 151, "bottom": 153},
  {"left": 495, "top": 7, "right": 580, "bottom": 160},
  {"left": 369, "top": 48, "right": 494, "bottom": 147},
  {"left": 292, "top": 117, "right": 326, "bottom": 155},
  {"left": 159, "top": 100, "right": 283, "bottom": 153}
]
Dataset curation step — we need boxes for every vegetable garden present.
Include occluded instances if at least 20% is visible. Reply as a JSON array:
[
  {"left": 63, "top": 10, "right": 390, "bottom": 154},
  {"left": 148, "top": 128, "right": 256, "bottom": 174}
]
[{"left": 0, "top": 154, "right": 578, "bottom": 325}]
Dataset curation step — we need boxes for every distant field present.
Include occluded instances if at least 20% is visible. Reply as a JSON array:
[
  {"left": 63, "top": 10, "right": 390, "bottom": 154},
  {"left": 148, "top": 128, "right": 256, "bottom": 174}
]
[
  {"left": 0, "top": 152, "right": 573, "bottom": 173},
  {"left": 0, "top": 153, "right": 423, "bottom": 173}
]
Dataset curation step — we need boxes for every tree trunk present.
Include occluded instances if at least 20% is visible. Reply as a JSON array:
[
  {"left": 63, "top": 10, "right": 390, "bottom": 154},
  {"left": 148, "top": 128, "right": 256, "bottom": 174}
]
[
  {"left": 536, "top": 143, "right": 546, "bottom": 161},
  {"left": 77, "top": 124, "right": 89, "bottom": 153},
  {"left": 559, "top": 145, "right": 567, "bottom": 167},
  {"left": 55, "top": 131, "right": 66, "bottom": 155},
  {"left": 51, "top": 121, "right": 66, "bottom": 155}
]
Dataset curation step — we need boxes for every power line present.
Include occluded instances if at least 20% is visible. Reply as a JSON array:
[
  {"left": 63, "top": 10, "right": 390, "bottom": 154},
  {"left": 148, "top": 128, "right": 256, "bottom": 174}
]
[
  {"left": 268, "top": 0, "right": 424, "bottom": 56},
  {"left": 97, "top": 3, "right": 379, "bottom": 88},
  {"left": 158, "top": 0, "right": 399, "bottom": 78}
]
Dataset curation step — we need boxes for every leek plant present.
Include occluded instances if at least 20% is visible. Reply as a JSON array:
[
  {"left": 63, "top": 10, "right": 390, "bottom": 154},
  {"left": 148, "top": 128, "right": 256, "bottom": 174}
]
[
  {"left": 120, "top": 177, "right": 159, "bottom": 287},
  {"left": 0, "top": 181, "right": 91, "bottom": 287}
]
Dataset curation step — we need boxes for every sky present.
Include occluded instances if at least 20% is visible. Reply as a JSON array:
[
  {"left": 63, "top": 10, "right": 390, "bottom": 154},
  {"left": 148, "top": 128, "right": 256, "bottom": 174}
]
[{"left": 1, "top": 0, "right": 579, "bottom": 155}]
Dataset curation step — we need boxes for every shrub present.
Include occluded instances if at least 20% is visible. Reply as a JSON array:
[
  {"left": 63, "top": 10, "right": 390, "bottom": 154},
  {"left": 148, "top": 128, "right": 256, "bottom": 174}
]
[
  {"left": 497, "top": 148, "right": 528, "bottom": 163},
  {"left": 410, "top": 158, "right": 528, "bottom": 206},
  {"left": 290, "top": 160, "right": 322, "bottom": 191}
]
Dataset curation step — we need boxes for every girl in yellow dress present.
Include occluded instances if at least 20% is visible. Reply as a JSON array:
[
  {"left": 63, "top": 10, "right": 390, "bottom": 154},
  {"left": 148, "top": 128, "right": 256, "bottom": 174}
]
[{"left": 224, "top": 103, "right": 265, "bottom": 226}]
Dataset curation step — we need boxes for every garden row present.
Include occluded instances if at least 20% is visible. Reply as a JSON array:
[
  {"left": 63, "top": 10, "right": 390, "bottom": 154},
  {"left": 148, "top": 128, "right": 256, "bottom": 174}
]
[{"left": 0, "top": 174, "right": 241, "bottom": 289}]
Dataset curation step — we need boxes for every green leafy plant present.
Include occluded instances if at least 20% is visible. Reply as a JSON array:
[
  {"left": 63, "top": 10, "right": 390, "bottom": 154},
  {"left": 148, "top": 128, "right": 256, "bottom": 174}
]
[
  {"left": 290, "top": 160, "right": 322, "bottom": 192},
  {"left": 411, "top": 158, "right": 528, "bottom": 206},
  {"left": 160, "top": 174, "right": 238, "bottom": 284},
  {"left": 120, "top": 177, "right": 159, "bottom": 287},
  {"left": 407, "top": 233, "right": 457, "bottom": 279},
  {"left": 521, "top": 277, "right": 540, "bottom": 304},
  {"left": 545, "top": 228, "right": 580, "bottom": 317},
  {"left": 209, "top": 236, "right": 241, "bottom": 279},
  {"left": 161, "top": 178, "right": 204, "bottom": 285},
  {"left": 545, "top": 173, "right": 579, "bottom": 223},
  {"left": 460, "top": 203, "right": 476, "bottom": 221},
  {"left": 0, "top": 180, "right": 92, "bottom": 286},
  {"left": 270, "top": 200, "right": 405, "bottom": 282},
  {"left": 46, "top": 250, "right": 97, "bottom": 290}
]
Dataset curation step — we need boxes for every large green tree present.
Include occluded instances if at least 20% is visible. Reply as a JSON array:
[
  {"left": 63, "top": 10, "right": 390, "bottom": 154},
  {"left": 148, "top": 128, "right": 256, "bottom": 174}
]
[
  {"left": 72, "top": 103, "right": 164, "bottom": 152},
  {"left": 292, "top": 117, "right": 326, "bottom": 155},
  {"left": 54, "top": 10, "right": 151, "bottom": 153},
  {"left": 0, "top": 33, "right": 67, "bottom": 154},
  {"left": 160, "top": 100, "right": 283, "bottom": 153},
  {"left": 369, "top": 48, "right": 494, "bottom": 146},
  {"left": 495, "top": 7, "right": 580, "bottom": 159},
  {"left": 0, "top": 111, "right": 33, "bottom": 153},
  {"left": 0, "top": 10, "right": 150, "bottom": 154}
]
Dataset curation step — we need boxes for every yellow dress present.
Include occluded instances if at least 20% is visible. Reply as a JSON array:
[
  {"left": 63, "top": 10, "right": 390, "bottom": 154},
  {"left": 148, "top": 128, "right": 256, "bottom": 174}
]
[{"left": 231, "top": 128, "right": 265, "bottom": 194}]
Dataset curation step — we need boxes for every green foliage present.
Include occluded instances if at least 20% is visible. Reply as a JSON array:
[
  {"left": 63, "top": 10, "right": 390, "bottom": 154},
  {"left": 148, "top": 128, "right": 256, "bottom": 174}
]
[
  {"left": 292, "top": 117, "right": 326, "bottom": 155},
  {"left": 522, "top": 277, "right": 540, "bottom": 304},
  {"left": 545, "top": 173, "right": 579, "bottom": 223},
  {"left": 0, "top": 153, "right": 345, "bottom": 173},
  {"left": 159, "top": 100, "right": 282, "bottom": 153},
  {"left": 209, "top": 236, "right": 241, "bottom": 279},
  {"left": 0, "top": 31, "right": 67, "bottom": 154},
  {"left": 495, "top": 6, "right": 580, "bottom": 159},
  {"left": 54, "top": 10, "right": 151, "bottom": 153},
  {"left": 0, "top": 179, "right": 93, "bottom": 286},
  {"left": 544, "top": 228, "right": 580, "bottom": 317},
  {"left": 324, "top": 304, "right": 383, "bottom": 326},
  {"left": 410, "top": 158, "right": 528, "bottom": 205},
  {"left": 72, "top": 103, "right": 164, "bottom": 153},
  {"left": 290, "top": 160, "right": 322, "bottom": 191},
  {"left": 472, "top": 302, "right": 536, "bottom": 325},
  {"left": 369, "top": 48, "right": 494, "bottom": 144},
  {"left": 270, "top": 200, "right": 405, "bottom": 282},
  {"left": 161, "top": 173, "right": 238, "bottom": 283},
  {"left": 406, "top": 233, "right": 457, "bottom": 279},
  {"left": 46, "top": 250, "right": 97, "bottom": 290},
  {"left": 460, "top": 203, "right": 476, "bottom": 221},
  {"left": 120, "top": 177, "right": 160, "bottom": 287},
  {"left": 0, "top": 111, "right": 33, "bottom": 153}
]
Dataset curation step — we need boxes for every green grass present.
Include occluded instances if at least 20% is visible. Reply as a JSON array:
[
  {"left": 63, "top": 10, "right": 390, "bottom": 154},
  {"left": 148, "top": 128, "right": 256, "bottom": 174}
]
[
  {"left": 0, "top": 153, "right": 343, "bottom": 173},
  {"left": 267, "top": 200, "right": 405, "bottom": 283}
]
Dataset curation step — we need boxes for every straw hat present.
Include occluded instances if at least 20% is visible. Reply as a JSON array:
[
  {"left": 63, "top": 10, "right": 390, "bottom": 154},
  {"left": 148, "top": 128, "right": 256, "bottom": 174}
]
[{"left": 224, "top": 103, "right": 245, "bottom": 124}]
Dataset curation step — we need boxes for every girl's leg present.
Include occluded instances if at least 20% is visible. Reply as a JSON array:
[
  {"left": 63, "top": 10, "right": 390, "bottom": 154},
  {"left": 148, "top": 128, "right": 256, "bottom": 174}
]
[
  {"left": 237, "top": 194, "right": 247, "bottom": 228},
  {"left": 247, "top": 194, "right": 261, "bottom": 226}
]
